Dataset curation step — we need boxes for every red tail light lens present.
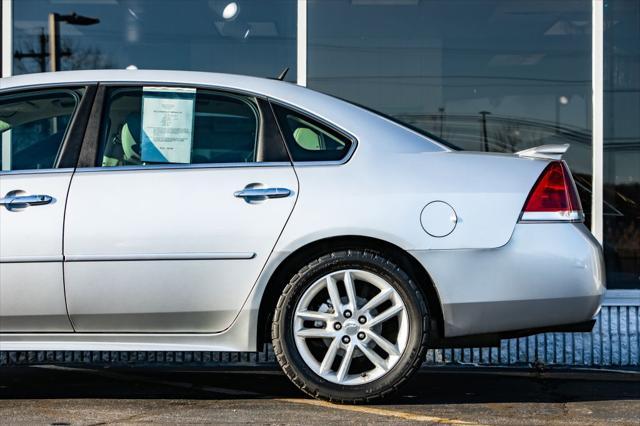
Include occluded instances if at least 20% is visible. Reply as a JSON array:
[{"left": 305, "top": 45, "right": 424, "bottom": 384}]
[{"left": 521, "top": 161, "right": 583, "bottom": 222}]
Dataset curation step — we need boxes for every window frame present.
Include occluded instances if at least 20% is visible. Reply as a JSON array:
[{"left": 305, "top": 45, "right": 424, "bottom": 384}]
[
  {"left": 78, "top": 82, "right": 291, "bottom": 172},
  {"left": 269, "top": 100, "right": 358, "bottom": 166},
  {"left": 0, "top": 85, "right": 95, "bottom": 174}
]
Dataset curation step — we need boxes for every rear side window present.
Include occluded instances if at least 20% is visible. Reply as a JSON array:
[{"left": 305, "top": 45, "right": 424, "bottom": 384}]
[
  {"left": 0, "top": 88, "right": 83, "bottom": 171},
  {"left": 272, "top": 104, "right": 353, "bottom": 162},
  {"left": 98, "top": 87, "right": 259, "bottom": 167}
]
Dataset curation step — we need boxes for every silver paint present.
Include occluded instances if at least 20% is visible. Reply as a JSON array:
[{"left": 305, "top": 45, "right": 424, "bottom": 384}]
[
  {"left": 0, "top": 171, "right": 74, "bottom": 332},
  {"left": 0, "top": 70, "right": 605, "bottom": 352}
]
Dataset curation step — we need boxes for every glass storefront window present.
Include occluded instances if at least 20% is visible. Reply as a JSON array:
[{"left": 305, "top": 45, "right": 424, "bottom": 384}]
[
  {"left": 12, "top": 0, "right": 296, "bottom": 81},
  {"left": 307, "top": 0, "right": 593, "bottom": 220},
  {"left": 604, "top": 0, "right": 640, "bottom": 289},
  {"left": 7, "top": 0, "right": 638, "bottom": 290}
]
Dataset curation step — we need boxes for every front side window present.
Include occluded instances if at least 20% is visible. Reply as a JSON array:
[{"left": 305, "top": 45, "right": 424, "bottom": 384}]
[
  {"left": 98, "top": 87, "right": 259, "bottom": 167},
  {"left": 272, "top": 104, "right": 352, "bottom": 162},
  {"left": 0, "top": 89, "right": 83, "bottom": 171}
]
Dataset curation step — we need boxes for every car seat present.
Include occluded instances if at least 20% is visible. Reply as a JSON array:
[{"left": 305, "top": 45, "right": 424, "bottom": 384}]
[{"left": 102, "top": 113, "right": 142, "bottom": 166}]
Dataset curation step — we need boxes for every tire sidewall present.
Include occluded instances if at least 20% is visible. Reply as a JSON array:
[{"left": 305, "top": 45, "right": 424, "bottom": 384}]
[{"left": 275, "top": 251, "right": 428, "bottom": 401}]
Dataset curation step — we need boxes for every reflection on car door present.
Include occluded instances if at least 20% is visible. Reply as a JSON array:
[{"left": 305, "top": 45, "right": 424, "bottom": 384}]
[{"left": 63, "top": 85, "right": 298, "bottom": 332}]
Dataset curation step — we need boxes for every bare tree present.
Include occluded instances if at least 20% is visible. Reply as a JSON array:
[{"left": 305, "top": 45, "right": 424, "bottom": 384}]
[
  {"left": 14, "top": 33, "right": 113, "bottom": 73},
  {"left": 60, "top": 38, "right": 113, "bottom": 70}
]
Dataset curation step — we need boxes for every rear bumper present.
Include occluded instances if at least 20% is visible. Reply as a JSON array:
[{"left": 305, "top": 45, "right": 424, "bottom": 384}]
[{"left": 410, "top": 223, "right": 605, "bottom": 338}]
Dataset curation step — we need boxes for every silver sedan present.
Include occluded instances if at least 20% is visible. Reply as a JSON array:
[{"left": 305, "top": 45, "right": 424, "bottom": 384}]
[{"left": 0, "top": 70, "right": 605, "bottom": 402}]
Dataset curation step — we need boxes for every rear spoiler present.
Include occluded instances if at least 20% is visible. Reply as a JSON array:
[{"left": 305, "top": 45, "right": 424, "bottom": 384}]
[{"left": 516, "top": 144, "right": 569, "bottom": 160}]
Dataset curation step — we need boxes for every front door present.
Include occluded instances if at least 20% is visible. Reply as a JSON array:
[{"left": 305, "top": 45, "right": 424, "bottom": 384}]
[
  {"left": 0, "top": 87, "right": 87, "bottom": 332},
  {"left": 63, "top": 85, "right": 298, "bottom": 332}
]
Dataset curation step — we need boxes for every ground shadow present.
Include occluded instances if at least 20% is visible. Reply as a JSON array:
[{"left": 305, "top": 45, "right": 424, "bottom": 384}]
[{"left": 0, "top": 365, "right": 638, "bottom": 406}]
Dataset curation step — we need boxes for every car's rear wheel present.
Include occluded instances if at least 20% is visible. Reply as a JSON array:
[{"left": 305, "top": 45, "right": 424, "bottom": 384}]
[{"left": 272, "top": 250, "right": 429, "bottom": 403}]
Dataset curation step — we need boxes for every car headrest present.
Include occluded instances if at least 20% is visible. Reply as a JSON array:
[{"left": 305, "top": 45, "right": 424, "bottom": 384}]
[
  {"left": 293, "top": 127, "right": 321, "bottom": 151},
  {"left": 121, "top": 113, "right": 141, "bottom": 162}
]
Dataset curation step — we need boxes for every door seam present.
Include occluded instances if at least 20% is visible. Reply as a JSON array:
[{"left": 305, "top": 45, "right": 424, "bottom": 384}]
[{"left": 61, "top": 166, "right": 78, "bottom": 332}]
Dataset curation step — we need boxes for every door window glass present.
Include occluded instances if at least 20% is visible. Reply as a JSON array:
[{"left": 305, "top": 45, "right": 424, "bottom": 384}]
[
  {"left": 272, "top": 104, "right": 352, "bottom": 162},
  {"left": 0, "top": 89, "right": 82, "bottom": 171},
  {"left": 98, "top": 87, "right": 259, "bottom": 167}
]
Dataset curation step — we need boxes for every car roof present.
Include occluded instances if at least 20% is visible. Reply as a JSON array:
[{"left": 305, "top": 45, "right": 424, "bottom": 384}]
[
  {"left": 1, "top": 69, "right": 318, "bottom": 103},
  {"left": 0, "top": 70, "right": 450, "bottom": 154}
]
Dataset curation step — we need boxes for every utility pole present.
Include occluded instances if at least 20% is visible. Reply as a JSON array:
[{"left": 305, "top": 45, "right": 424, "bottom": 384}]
[
  {"left": 13, "top": 28, "right": 51, "bottom": 72},
  {"left": 13, "top": 12, "right": 99, "bottom": 73},
  {"left": 479, "top": 110, "right": 491, "bottom": 152},
  {"left": 438, "top": 107, "right": 445, "bottom": 138}
]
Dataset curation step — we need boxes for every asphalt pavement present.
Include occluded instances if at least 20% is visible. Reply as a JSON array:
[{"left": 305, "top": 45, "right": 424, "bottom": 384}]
[{"left": 0, "top": 365, "right": 638, "bottom": 425}]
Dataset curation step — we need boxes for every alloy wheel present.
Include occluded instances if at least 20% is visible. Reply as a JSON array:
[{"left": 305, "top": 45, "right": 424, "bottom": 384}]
[{"left": 293, "top": 269, "right": 409, "bottom": 385}]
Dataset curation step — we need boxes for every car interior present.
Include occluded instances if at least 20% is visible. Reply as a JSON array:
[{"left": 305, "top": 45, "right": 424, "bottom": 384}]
[
  {"left": 100, "top": 88, "right": 259, "bottom": 167},
  {"left": 271, "top": 104, "right": 350, "bottom": 162},
  {"left": 0, "top": 90, "right": 80, "bottom": 170}
]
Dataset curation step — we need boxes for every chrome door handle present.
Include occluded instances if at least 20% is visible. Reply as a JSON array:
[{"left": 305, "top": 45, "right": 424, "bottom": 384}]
[
  {"left": 234, "top": 187, "right": 291, "bottom": 200},
  {"left": 0, "top": 194, "right": 53, "bottom": 207}
]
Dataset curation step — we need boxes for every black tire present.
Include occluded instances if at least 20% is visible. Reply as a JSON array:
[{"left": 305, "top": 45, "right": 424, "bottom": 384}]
[{"left": 271, "top": 249, "right": 430, "bottom": 404}]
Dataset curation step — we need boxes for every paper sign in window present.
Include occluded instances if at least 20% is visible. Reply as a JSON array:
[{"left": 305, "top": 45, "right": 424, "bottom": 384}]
[{"left": 141, "top": 87, "right": 196, "bottom": 164}]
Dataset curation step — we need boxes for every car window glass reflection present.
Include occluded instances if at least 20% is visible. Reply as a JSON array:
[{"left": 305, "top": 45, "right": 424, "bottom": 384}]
[
  {"left": 272, "top": 104, "right": 351, "bottom": 162},
  {"left": 0, "top": 89, "right": 82, "bottom": 171},
  {"left": 99, "top": 87, "right": 258, "bottom": 167}
]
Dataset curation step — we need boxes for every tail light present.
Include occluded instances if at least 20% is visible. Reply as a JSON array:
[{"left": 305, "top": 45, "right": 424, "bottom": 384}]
[{"left": 520, "top": 161, "right": 584, "bottom": 222}]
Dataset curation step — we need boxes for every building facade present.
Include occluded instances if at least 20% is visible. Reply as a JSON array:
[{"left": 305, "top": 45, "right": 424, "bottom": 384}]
[{"left": 1, "top": 0, "right": 638, "bottom": 367}]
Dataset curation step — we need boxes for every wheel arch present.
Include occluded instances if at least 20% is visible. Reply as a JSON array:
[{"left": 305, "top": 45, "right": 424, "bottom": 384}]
[{"left": 256, "top": 235, "right": 445, "bottom": 348}]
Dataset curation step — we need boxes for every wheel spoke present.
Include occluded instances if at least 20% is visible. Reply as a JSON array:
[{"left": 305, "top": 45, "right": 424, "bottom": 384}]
[
  {"left": 295, "top": 310, "right": 334, "bottom": 322},
  {"left": 359, "top": 287, "right": 393, "bottom": 315},
  {"left": 293, "top": 268, "right": 410, "bottom": 386},
  {"left": 325, "top": 275, "right": 342, "bottom": 314},
  {"left": 343, "top": 270, "right": 357, "bottom": 312},
  {"left": 367, "top": 331, "right": 400, "bottom": 357},
  {"left": 358, "top": 342, "right": 388, "bottom": 371},
  {"left": 319, "top": 338, "right": 340, "bottom": 375},
  {"left": 367, "top": 303, "right": 403, "bottom": 327},
  {"left": 336, "top": 344, "right": 354, "bottom": 382},
  {"left": 296, "top": 327, "right": 334, "bottom": 339}
]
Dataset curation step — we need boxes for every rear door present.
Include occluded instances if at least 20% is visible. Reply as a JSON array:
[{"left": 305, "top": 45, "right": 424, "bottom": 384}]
[
  {"left": 63, "top": 85, "right": 297, "bottom": 332},
  {"left": 0, "top": 86, "right": 93, "bottom": 331}
]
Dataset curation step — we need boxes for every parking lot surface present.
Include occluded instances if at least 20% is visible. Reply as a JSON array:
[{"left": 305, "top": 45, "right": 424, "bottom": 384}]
[{"left": 0, "top": 365, "right": 638, "bottom": 425}]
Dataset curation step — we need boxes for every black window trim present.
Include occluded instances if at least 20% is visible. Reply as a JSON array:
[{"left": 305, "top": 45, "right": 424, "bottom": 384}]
[
  {"left": 268, "top": 99, "right": 358, "bottom": 166},
  {"left": 0, "top": 85, "right": 95, "bottom": 175},
  {"left": 77, "top": 82, "right": 291, "bottom": 171},
  {"left": 56, "top": 85, "right": 97, "bottom": 168}
]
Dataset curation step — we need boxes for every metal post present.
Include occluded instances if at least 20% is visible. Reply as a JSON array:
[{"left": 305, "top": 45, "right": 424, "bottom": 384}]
[
  {"left": 1, "top": 130, "right": 11, "bottom": 171},
  {"left": 296, "top": 0, "right": 307, "bottom": 86},
  {"left": 48, "top": 12, "right": 60, "bottom": 72},
  {"left": 591, "top": 0, "right": 604, "bottom": 244},
  {"left": 1, "top": 0, "right": 13, "bottom": 77},
  {"left": 1, "top": 0, "right": 13, "bottom": 170}
]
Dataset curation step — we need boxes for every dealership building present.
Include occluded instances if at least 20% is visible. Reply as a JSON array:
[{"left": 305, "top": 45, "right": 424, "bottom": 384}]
[{"left": 1, "top": 0, "right": 638, "bottom": 367}]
